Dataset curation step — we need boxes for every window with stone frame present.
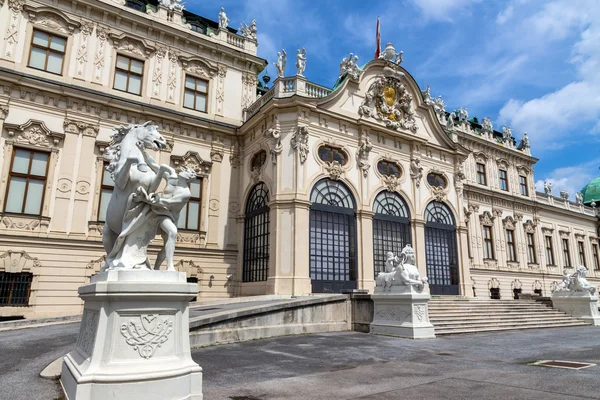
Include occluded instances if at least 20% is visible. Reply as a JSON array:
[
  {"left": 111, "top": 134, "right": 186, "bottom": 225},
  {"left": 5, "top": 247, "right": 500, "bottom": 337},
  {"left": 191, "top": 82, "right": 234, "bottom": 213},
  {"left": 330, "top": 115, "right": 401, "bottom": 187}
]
[
  {"left": 527, "top": 232, "right": 537, "bottom": 264},
  {"left": 0, "top": 272, "right": 33, "bottom": 306},
  {"left": 506, "top": 229, "right": 517, "bottom": 262},
  {"left": 113, "top": 55, "right": 144, "bottom": 95},
  {"left": 377, "top": 160, "right": 401, "bottom": 178},
  {"left": 183, "top": 75, "right": 209, "bottom": 113},
  {"left": 578, "top": 240, "right": 586, "bottom": 267},
  {"left": 519, "top": 175, "right": 528, "bottom": 196},
  {"left": 545, "top": 236, "right": 555, "bottom": 265},
  {"left": 562, "top": 238, "right": 571, "bottom": 267},
  {"left": 593, "top": 243, "right": 600, "bottom": 271},
  {"left": 483, "top": 225, "right": 494, "bottom": 259},
  {"left": 499, "top": 169, "right": 509, "bottom": 191},
  {"left": 250, "top": 150, "right": 267, "bottom": 171},
  {"left": 476, "top": 163, "right": 487, "bottom": 185},
  {"left": 177, "top": 177, "right": 203, "bottom": 231},
  {"left": 28, "top": 30, "right": 67, "bottom": 75},
  {"left": 97, "top": 163, "right": 115, "bottom": 222},
  {"left": 4, "top": 148, "right": 50, "bottom": 216},
  {"left": 318, "top": 145, "right": 348, "bottom": 165}
]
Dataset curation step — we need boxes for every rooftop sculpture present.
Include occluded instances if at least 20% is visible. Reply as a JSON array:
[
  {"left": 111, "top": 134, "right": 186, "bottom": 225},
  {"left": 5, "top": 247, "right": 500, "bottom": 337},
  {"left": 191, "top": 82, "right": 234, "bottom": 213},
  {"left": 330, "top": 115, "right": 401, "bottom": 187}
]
[
  {"left": 240, "top": 19, "right": 257, "bottom": 41},
  {"left": 296, "top": 48, "right": 307, "bottom": 76},
  {"left": 340, "top": 53, "right": 360, "bottom": 80},
  {"left": 218, "top": 7, "right": 229, "bottom": 29},
  {"left": 274, "top": 49, "right": 286, "bottom": 78}
]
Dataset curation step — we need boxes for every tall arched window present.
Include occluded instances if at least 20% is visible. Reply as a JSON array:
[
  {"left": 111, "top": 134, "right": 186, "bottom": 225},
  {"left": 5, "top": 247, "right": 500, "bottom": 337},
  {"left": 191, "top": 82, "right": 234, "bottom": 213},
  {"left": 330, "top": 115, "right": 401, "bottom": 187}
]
[
  {"left": 242, "top": 182, "right": 270, "bottom": 282},
  {"left": 424, "top": 201, "right": 459, "bottom": 295},
  {"left": 309, "top": 179, "right": 357, "bottom": 293},
  {"left": 373, "top": 191, "right": 411, "bottom": 277}
]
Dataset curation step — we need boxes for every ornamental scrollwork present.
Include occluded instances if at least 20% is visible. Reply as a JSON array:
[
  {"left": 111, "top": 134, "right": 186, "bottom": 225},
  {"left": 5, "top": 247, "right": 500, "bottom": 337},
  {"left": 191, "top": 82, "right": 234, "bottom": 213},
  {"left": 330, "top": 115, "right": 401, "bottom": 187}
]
[
  {"left": 324, "top": 161, "right": 343, "bottom": 180},
  {"left": 120, "top": 315, "right": 173, "bottom": 359}
]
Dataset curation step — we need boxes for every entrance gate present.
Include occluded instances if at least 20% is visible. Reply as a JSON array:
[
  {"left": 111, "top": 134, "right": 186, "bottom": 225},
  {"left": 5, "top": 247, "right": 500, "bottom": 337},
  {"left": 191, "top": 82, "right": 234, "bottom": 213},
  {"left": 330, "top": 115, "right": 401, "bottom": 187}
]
[
  {"left": 424, "top": 201, "right": 459, "bottom": 295},
  {"left": 309, "top": 179, "right": 357, "bottom": 293}
]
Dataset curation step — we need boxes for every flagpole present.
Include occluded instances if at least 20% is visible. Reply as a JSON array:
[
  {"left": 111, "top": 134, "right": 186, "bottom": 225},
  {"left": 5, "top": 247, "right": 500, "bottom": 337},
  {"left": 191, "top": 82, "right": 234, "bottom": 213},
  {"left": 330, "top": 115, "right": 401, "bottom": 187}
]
[{"left": 374, "top": 16, "right": 381, "bottom": 59}]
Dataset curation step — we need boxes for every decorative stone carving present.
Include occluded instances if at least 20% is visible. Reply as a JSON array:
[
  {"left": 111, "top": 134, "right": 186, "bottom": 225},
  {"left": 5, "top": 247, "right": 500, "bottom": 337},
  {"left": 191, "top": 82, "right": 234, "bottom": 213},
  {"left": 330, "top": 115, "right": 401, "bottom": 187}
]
[
  {"left": 216, "top": 64, "right": 227, "bottom": 114},
  {"left": 358, "top": 66, "right": 418, "bottom": 132},
  {"left": 152, "top": 47, "right": 167, "bottom": 97},
  {"left": 356, "top": 135, "right": 373, "bottom": 178},
  {"left": 492, "top": 208, "right": 503, "bottom": 218},
  {"left": 167, "top": 50, "right": 179, "bottom": 101},
  {"left": 171, "top": 151, "right": 212, "bottom": 177},
  {"left": 177, "top": 231, "right": 204, "bottom": 245},
  {"left": 488, "top": 277, "right": 500, "bottom": 289},
  {"left": 0, "top": 105, "right": 9, "bottom": 120},
  {"left": 553, "top": 265, "right": 596, "bottom": 295},
  {"left": 375, "top": 245, "right": 428, "bottom": 292},
  {"left": 454, "top": 160, "right": 466, "bottom": 197},
  {"left": 523, "top": 219, "right": 536, "bottom": 233},
  {"left": 383, "top": 175, "right": 400, "bottom": 192},
  {"left": 481, "top": 116, "right": 493, "bottom": 133},
  {"left": 517, "top": 132, "right": 530, "bottom": 152},
  {"left": 77, "top": 309, "right": 99, "bottom": 356},
  {"left": 250, "top": 166, "right": 262, "bottom": 183},
  {"left": 64, "top": 118, "right": 99, "bottom": 137},
  {"left": 182, "top": 59, "right": 215, "bottom": 79},
  {"left": 240, "top": 19, "right": 257, "bottom": 41},
  {"left": 340, "top": 53, "right": 360, "bottom": 80},
  {"left": 378, "top": 42, "right": 403, "bottom": 65},
  {"left": 479, "top": 211, "right": 495, "bottom": 226},
  {"left": 324, "top": 161, "right": 343, "bottom": 180},
  {"left": 295, "top": 47, "right": 307, "bottom": 76},
  {"left": 218, "top": 7, "right": 229, "bottom": 29},
  {"left": 544, "top": 181, "right": 552, "bottom": 195},
  {"left": 120, "top": 314, "right": 173, "bottom": 359},
  {"left": 5, "top": 120, "right": 64, "bottom": 148},
  {"left": 560, "top": 190, "right": 569, "bottom": 201},
  {"left": 28, "top": 10, "right": 79, "bottom": 35},
  {"left": 264, "top": 128, "right": 282, "bottom": 164},
  {"left": 502, "top": 216, "right": 516, "bottom": 230},
  {"left": 273, "top": 49, "right": 286, "bottom": 78},
  {"left": 455, "top": 107, "right": 468, "bottom": 123},
  {"left": 111, "top": 36, "right": 154, "bottom": 59},
  {"left": 410, "top": 157, "right": 423, "bottom": 188},
  {"left": 431, "top": 186, "right": 447, "bottom": 202},
  {"left": 576, "top": 191, "right": 584, "bottom": 205},
  {"left": 241, "top": 73, "right": 257, "bottom": 109},
  {"left": 291, "top": 125, "right": 310, "bottom": 164},
  {"left": 159, "top": 0, "right": 184, "bottom": 11},
  {"left": 93, "top": 25, "right": 109, "bottom": 82},
  {"left": 0, "top": 249, "right": 41, "bottom": 273},
  {"left": 210, "top": 148, "right": 224, "bottom": 163},
  {"left": 8, "top": 0, "right": 26, "bottom": 13}
]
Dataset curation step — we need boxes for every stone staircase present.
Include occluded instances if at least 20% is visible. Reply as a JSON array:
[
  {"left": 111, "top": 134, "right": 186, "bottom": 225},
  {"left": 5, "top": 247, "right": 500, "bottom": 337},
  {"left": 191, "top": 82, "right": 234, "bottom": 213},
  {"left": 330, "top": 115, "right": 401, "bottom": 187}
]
[{"left": 429, "top": 297, "right": 590, "bottom": 335}]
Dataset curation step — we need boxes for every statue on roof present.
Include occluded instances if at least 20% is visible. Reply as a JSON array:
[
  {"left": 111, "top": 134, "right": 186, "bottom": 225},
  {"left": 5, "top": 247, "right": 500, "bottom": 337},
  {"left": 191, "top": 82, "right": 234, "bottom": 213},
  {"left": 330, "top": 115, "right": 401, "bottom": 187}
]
[
  {"left": 218, "top": 7, "right": 229, "bottom": 29},
  {"left": 446, "top": 113, "right": 455, "bottom": 130},
  {"left": 518, "top": 132, "right": 530, "bottom": 150},
  {"left": 240, "top": 19, "right": 257, "bottom": 41},
  {"left": 159, "top": 0, "right": 184, "bottom": 11},
  {"left": 273, "top": 49, "right": 286, "bottom": 78},
  {"left": 433, "top": 95, "right": 445, "bottom": 115},
  {"left": 422, "top": 85, "right": 432, "bottom": 104},
  {"left": 340, "top": 53, "right": 360, "bottom": 80},
  {"left": 379, "top": 42, "right": 403, "bottom": 65},
  {"left": 457, "top": 107, "right": 468, "bottom": 122},
  {"left": 296, "top": 47, "right": 307, "bottom": 76},
  {"left": 576, "top": 191, "right": 584, "bottom": 205},
  {"left": 502, "top": 126, "right": 513, "bottom": 143},
  {"left": 544, "top": 181, "right": 552, "bottom": 196},
  {"left": 481, "top": 116, "right": 493, "bottom": 132}
]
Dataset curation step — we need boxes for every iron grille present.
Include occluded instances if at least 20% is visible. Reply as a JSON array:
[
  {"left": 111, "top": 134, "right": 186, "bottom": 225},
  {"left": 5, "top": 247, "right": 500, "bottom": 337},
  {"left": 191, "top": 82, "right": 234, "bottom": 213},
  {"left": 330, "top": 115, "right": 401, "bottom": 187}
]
[
  {"left": 242, "top": 183, "right": 270, "bottom": 282},
  {"left": 424, "top": 201, "right": 459, "bottom": 295},
  {"left": 0, "top": 272, "right": 33, "bottom": 306},
  {"left": 373, "top": 191, "right": 411, "bottom": 277},
  {"left": 309, "top": 179, "right": 357, "bottom": 293}
]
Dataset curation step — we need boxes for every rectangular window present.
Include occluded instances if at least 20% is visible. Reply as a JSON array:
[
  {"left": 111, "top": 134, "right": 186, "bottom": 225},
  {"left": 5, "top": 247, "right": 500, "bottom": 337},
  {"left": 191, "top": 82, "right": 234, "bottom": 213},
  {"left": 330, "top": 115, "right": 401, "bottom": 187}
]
[
  {"left": 98, "top": 164, "right": 115, "bottom": 222},
  {"left": 0, "top": 272, "right": 33, "bottom": 306},
  {"left": 177, "top": 177, "right": 202, "bottom": 230},
  {"left": 578, "top": 241, "right": 586, "bottom": 267},
  {"left": 5, "top": 148, "right": 49, "bottom": 215},
  {"left": 28, "top": 30, "right": 66, "bottom": 75},
  {"left": 519, "top": 176, "right": 528, "bottom": 196},
  {"left": 545, "top": 236, "right": 555, "bottom": 265},
  {"left": 527, "top": 233, "right": 537, "bottom": 264},
  {"left": 476, "top": 163, "right": 487, "bottom": 185},
  {"left": 562, "top": 238, "right": 571, "bottom": 267},
  {"left": 593, "top": 243, "right": 600, "bottom": 271},
  {"left": 113, "top": 55, "right": 144, "bottom": 95},
  {"left": 483, "top": 225, "right": 494, "bottom": 259},
  {"left": 506, "top": 230, "right": 517, "bottom": 262},
  {"left": 499, "top": 169, "right": 509, "bottom": 191},
  {"left": 183, "top": 76, "right": 208, "bottom": 112}
]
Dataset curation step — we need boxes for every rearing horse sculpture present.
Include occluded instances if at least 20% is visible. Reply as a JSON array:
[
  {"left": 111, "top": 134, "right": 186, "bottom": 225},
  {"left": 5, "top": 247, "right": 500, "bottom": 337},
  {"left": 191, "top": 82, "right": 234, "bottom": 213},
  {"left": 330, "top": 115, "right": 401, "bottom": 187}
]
[{"left": 102, "top": 121, "right": 167, "bottom": 270}]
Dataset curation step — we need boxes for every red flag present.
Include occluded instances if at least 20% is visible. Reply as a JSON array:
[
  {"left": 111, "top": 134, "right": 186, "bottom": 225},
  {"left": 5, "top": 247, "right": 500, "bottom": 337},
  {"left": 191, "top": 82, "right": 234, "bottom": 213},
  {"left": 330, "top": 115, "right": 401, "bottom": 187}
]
[{"left": 374, "top": 17, "right": 381, "bottom": 59}]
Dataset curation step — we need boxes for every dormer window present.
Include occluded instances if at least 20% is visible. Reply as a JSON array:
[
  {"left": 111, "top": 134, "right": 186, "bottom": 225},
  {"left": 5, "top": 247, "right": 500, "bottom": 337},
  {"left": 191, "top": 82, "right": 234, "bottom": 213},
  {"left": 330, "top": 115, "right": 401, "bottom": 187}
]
[{"left": 125, "top": 0, "right": 146, "bottom": 12}]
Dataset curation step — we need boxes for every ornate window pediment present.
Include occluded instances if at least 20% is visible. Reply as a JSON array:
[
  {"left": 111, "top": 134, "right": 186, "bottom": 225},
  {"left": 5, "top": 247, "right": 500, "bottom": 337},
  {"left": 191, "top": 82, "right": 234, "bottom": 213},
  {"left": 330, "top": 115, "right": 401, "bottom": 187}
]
[
  {"left": 4, "top": 119, "right": 64, "bottom": 149},
  {"left": 496, "top": 158, "right": 509, "bottom": 169},
  {"left": 25, "top": 6, "right": 80, "bottom": 35},
  {"left": 473, "top": 152, "right": 488, "bottom": 163},
  {"left": 0, "top": 249, "right": 41, "bottom": 273},
  {"left": 502, "top": 216, "right": 516, "bottom": 230},
  {"left": 559, "top": 230, "right": 570, "bottom": 239},
  {"left": 542, "top": 227, "right": 554, "bottom": 236},
  {"left": 516, "top": 165, "right": 531, "bottom": 175},
  {"left": 110, "top": 33, "right": 156, "bottom": 59},
  {"left": 180, "top": 56, "right": 217, "bottom": 79},
  {"left": 171, "top": 151, "right": 212, "bottom": 177},
  {"left": 479, "top": 211, "right": 495, "bottom": 226},
  {"left": 523, "top": 219, "right": 536, "bottom": 233}
]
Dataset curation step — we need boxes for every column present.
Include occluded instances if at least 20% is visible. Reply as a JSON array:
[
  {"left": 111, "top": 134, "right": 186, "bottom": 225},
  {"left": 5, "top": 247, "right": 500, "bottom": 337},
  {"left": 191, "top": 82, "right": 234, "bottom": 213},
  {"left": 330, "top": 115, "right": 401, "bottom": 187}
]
[
  {"left": 457, "top": 226, "right": 472, "bottom": 297},
  {"left": 413, "top": 219, "right": 427, "bottom": 279},
  {"left": 205, "top": 149, "right": 223, "bottom": 249},
  {"left": 357, "top": 210, "right": 375, "bottom": 292}
]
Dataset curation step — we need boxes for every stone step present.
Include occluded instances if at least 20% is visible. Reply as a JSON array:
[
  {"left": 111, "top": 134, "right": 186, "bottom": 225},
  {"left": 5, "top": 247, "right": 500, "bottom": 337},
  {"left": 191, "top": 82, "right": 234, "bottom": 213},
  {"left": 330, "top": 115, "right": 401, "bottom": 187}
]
[
  {"left": 429, "top": 311, "right": 569, "bottom": 318},
  {"left": 429, "top": 307, "right": 553, "bottom": 313},
  {"left": 435, "top": 321, "right": 589, "bottom": 335},
  {"left": 431, "top": 317, "right": 578, "bottom": 327}
]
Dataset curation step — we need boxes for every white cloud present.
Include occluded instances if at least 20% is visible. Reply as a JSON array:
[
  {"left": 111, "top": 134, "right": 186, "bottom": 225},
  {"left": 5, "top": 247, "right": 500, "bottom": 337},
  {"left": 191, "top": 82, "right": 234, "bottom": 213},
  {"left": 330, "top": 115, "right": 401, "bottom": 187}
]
[
  {"left": 535, "top": 158, "right": 600, "bottom": 200},
  {"left": 410, "top": 0, "right": 481, "bottom": 22},
  {"left": 496, "top": 5, "right": 514, "bottom": 24}
]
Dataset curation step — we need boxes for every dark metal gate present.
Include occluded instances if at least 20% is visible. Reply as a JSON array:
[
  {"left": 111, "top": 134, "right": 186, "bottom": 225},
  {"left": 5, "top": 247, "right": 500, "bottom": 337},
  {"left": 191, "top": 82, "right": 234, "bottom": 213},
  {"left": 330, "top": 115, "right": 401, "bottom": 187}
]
[
  {"left": 242, "top": 182, "right": 270, "bottom": 282},
  {"left": 424, "top": 201, "right": 459, "bottom": 295},
  {"left": 309, "top": 179, "right": 357, "bottom": 293},
  {"left": 373, "top": 191, "right": 411, "bottom": 277}
]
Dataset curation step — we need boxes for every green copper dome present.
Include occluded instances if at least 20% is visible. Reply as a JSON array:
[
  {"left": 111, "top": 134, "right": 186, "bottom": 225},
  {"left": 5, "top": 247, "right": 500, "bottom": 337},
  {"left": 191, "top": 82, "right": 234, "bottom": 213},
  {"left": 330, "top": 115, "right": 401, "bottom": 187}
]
[{"left": 580, "top": 177, "right": 600, "bottom": 205}]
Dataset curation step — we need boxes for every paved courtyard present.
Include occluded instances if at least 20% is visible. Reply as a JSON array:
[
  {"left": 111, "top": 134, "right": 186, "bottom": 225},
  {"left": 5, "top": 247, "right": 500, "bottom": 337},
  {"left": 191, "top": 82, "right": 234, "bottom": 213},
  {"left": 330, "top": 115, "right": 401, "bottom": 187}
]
[{"left": 1, "top": 323, "right": 600, "bottom": 399}]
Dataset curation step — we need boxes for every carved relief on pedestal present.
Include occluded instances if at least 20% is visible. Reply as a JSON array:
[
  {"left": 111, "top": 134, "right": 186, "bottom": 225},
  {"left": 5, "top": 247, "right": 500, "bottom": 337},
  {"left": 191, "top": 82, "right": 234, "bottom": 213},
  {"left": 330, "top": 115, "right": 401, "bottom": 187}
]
[
  {"left": 77, "top": 309, "right": 99, "bottom": 357},
  {"left": 375, "top": 305, "right": 410, "bottom": 322},
  {"left": 120, "top": 315, "right": 173, "bottom": 359}
]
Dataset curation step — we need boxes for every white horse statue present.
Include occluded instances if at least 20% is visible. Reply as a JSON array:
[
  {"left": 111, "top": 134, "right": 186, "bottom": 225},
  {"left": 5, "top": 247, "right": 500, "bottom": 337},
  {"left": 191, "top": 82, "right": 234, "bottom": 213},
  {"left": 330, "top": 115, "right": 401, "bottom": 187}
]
[
  {"left": 554, "top": 265, "right": 597, "bottom": 296},
  {"left": 375, "top": 244, "right": 428, "bottom": 292},
  {"left": 101, "top": 121, "right": 167, "bottom": 271}
]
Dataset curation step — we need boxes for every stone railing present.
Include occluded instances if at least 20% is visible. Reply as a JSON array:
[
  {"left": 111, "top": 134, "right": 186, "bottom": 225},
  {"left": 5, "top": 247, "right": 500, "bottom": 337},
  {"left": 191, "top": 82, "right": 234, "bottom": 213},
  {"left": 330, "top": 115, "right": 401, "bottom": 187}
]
[
  {"left": 535, "top": 192, "right": 596, "bottom": 216},
  {"left": 244, "top": 75, "right": 333, "bottom": 121},
  {"left": 226, "top": 32, "right": 244, "bottom": 49}
]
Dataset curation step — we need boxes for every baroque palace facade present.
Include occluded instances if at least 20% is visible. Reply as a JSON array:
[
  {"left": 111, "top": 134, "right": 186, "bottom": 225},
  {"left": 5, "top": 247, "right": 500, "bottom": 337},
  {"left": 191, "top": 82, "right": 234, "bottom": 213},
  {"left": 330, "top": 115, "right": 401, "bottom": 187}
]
[{"left": 0, "top": 0, "right": 599, "bottom": 319}]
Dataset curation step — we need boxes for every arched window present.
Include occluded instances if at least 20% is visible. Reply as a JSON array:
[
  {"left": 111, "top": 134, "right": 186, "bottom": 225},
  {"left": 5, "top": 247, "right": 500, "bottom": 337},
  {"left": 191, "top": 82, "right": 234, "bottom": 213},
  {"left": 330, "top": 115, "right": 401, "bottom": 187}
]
[
  {"left": 309, "top": 179, "right": 357, "bottom": 293},
  {"left": 242, "top": 182, "right": 270, "bottom": 282},
  {"left": 424, "top": 201, "right": 459, "bottom": 295},
  {"left": 373, "top": 191, "right": 411, "bottom": 277}
]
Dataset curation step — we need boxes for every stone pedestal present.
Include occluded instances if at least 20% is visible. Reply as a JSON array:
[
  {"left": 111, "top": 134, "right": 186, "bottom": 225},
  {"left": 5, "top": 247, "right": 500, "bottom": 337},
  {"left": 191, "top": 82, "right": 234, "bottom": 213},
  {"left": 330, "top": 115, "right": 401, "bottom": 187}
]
[
  {"left": 551, "top": 291, "right": 600, "bottom": 326},
  {"left": 61, "top": 270, "right": 203, "bottom": 400},
  {"left": 370, "top": 285, "right": 435, "bottom": 339}
]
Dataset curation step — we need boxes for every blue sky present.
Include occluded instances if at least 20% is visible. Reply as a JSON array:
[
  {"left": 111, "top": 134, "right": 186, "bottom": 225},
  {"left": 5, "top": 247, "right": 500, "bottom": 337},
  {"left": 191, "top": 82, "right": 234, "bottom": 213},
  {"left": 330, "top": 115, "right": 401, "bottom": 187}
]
[{"left": 187, "top": 0, "right": 600, "bottom": 198}]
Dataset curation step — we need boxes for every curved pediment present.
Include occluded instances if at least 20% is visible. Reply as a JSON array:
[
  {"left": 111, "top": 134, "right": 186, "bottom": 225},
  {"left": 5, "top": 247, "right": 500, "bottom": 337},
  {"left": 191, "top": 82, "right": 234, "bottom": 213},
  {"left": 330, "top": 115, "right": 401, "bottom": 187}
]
[{"left": 316, "top": 59, "right": 457, "bottom": 150}]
